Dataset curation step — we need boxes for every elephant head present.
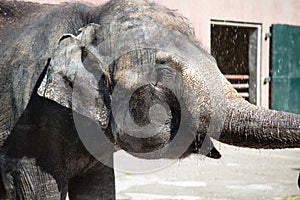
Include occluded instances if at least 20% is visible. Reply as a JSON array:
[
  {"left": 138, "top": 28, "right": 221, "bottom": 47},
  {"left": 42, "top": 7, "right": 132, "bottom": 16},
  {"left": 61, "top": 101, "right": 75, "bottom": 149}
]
[{"left": 37, "top": 0, "right": 300, "bottom": 161}]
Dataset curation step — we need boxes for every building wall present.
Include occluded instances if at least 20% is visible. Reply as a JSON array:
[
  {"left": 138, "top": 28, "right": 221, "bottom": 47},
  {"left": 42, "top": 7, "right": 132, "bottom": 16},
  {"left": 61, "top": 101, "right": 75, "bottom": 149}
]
[
  {"left": 153, "top": 0, "right": 300, "bottom": 108},
  {"left": 26, "top": 0, "right": 300, "bottom": 108}
]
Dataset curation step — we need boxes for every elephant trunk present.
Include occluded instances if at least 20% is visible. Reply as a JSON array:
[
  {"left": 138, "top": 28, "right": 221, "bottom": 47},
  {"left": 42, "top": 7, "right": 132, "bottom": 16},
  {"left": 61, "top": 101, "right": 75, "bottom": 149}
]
[{"left": 215, "top": 97, "right": 300, "bottom": 149}]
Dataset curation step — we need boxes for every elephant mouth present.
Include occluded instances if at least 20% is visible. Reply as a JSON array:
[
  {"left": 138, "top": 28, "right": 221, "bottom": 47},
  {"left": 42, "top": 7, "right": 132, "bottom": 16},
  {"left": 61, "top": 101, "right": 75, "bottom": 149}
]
[
  {"left": 114, "top": 83, "right": 222, "bottom": 159},
  {"left": 114, "top": 84, "right": 184, "bottom": 157}
]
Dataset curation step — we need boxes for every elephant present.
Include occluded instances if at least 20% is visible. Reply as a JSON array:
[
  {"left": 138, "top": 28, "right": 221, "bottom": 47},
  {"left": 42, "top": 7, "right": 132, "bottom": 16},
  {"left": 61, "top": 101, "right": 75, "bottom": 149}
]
[{"left": 0, "top": 0, "right": 300, "bottom": 199}]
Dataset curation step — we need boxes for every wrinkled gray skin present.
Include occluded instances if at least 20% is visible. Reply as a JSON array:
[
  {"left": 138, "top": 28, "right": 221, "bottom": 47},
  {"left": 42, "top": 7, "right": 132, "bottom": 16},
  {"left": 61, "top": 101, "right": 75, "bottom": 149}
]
[{"left": 0, "top": 0, "right": 300, "bottom": 199}]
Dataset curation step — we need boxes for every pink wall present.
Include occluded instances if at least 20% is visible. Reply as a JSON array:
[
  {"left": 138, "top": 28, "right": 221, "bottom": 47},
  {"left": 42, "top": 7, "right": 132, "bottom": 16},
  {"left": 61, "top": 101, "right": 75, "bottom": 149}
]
[
  {"left": 153, "top": 0, "right": 300, "bottom": 108},
  {"left": 25, "top": 0, "right": 300, "bottom": 107}
]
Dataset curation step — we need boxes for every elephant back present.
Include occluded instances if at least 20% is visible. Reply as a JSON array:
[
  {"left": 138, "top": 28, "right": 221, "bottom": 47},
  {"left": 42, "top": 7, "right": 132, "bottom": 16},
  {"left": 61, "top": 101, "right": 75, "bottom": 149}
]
[{"left": 0, "top": 1, "right": 90, "bottom": 145}]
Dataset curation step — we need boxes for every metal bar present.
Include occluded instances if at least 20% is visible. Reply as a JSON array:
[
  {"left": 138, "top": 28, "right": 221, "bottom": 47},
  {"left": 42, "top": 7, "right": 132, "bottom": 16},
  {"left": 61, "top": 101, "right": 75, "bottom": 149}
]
[
  {"left": 224, "top": 74, "right": 250, "bottom": 80},
  {"left": 238, "top": 92, "right": 250, "bottom": 98},
  {"left": 232, "top": 83, "right": 249, "bottom": 89}
]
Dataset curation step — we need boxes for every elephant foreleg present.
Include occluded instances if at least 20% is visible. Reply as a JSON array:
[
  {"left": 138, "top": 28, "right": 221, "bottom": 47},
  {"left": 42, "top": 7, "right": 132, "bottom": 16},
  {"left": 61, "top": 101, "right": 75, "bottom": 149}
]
[
  {"left": 0, "top": 168, "right": 7, "bottom": 199},
  {"left": 1, "top": 157, "right": 65, "bottom": 200},
  {"left": 68, "top": 161, "right": 115, "bottom": 200}
]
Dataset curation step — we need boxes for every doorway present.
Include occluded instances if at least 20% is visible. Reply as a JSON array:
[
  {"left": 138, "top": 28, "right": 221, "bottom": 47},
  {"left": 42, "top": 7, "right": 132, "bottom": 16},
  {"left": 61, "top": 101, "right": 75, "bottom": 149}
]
[{"left": 211, "top": 20, "right": 262, "bottom": 106}]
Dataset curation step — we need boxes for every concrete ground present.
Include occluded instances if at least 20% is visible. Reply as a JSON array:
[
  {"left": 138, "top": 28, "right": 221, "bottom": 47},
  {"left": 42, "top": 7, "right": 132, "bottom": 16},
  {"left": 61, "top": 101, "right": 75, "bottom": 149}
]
[{"left": 114, "top": 141, "right": 300, "bottom": 200}]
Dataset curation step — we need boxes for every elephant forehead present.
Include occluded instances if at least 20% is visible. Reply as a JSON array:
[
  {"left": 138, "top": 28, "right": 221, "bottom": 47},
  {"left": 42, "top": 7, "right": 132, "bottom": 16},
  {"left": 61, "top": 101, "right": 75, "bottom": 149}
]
[
  {"left": 117, "top": 53, "right": 134, "bottom": 69},
  {"left": 114, "top": 49, "right": 156, "bottom": 86},
  {"left": 115, "top": 70, "right": 140, "bottom": 89}
]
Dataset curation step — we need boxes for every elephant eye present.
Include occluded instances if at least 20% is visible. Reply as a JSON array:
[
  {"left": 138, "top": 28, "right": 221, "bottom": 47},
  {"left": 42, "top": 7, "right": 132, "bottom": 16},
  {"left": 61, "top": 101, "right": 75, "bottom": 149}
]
[{"left": 155, "top": 64, "right": 177, "bottom": 82}]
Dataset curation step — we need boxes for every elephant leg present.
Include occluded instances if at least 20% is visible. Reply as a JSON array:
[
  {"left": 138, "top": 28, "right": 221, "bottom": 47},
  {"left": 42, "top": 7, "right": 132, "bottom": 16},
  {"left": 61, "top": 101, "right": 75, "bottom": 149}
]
[
  {"left": 1, "top": 157, "right": 65, "bottom": 200},
  {"left": 0, "top": 168, "right": 8, "bottom": 199},
  {"left": 68, "top": 161, "right": 115, "bottom": 200}
]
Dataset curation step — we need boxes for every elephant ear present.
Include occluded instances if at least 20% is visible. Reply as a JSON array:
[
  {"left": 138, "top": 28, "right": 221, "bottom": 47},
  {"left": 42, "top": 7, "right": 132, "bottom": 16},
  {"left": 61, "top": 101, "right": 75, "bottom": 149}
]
[
  {"left": 37, "top": 25, "right": 111, "bottom": 128},
  {"left": 0, "top": 2, "right": 90, "bottom": 146}
]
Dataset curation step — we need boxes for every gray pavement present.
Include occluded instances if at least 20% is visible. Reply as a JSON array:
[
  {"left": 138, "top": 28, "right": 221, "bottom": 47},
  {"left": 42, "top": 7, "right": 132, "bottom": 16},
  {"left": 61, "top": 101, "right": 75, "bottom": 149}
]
[{"left": 115, "top": 141, "right": 300, "bottom": 200}]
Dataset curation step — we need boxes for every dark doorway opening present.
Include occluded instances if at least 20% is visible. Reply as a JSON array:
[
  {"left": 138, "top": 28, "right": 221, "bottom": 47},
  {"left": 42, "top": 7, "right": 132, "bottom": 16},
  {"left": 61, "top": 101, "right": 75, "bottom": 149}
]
[{"left": 211, "top": 22, "right": 261, "bottom": 105}]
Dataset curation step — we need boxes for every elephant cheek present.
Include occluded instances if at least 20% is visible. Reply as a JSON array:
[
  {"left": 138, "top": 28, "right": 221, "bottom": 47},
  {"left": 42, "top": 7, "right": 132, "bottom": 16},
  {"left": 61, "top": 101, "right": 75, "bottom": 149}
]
[
  {"left": 111, "top": 84, "right": 182, "bottom": 157},
  {"left": 115, "top": 131, "right": 171, "bottom": 154}
]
